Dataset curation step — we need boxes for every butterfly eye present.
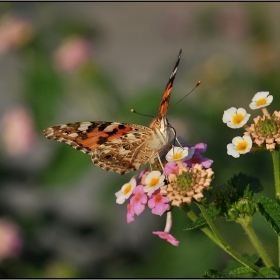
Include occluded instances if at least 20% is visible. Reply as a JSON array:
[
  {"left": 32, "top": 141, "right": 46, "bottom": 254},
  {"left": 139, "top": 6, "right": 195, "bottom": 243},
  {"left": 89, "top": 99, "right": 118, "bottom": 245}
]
[{"left": 155, "top": 120, "right": 161, "bottom": 128}]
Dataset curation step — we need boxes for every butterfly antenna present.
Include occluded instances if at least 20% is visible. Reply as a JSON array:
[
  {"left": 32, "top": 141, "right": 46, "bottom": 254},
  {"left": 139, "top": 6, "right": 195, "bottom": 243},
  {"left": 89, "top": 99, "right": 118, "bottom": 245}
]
[
  {"left": 131, "top": 109, "right": 155, "bottom": 119},
  {"left": 170, "top": 80, "right": 201, "bottom": 110}
]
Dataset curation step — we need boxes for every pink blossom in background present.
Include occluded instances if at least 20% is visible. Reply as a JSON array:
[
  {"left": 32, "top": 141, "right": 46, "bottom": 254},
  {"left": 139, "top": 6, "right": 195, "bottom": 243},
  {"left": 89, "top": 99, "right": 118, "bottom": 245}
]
[
  {"left": 148, "top": 190, "right": 170, "bottom": 216},
  {"left": 218, "top": 7, "right": 249, "bottom": 40},
  {"left": 1, "top": 106, "right": 36, "bottom": 156},
  {"left": 53, "top": 36, "right": 93, "bottom": 73},
  {"left": 0, "top": 15, "right": 33, "bottom": 54},
  {"left": 0, "top": 218, "right": 22, "bottom": 261}
]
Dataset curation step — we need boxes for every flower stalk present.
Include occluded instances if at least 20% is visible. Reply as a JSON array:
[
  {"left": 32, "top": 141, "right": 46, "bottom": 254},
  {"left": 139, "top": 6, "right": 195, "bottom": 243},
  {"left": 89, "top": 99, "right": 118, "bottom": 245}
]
[
  {"left": 271, "top": 149, "right": 280, "bottom": 267},
  {"left": 271, "top": 150, "right": 280, "bottom": 203},
  {"left": 182, "top": 203, "right": 223, "bottom": 249},
  {"left": 196, "top": 202, "right": 260, "bottom": 273},
  {"left": 236, "top": 216, "right": 274, "bottom": 268},
  {"left": 262, "top": 107, "right": 269, "bottom": 116}
]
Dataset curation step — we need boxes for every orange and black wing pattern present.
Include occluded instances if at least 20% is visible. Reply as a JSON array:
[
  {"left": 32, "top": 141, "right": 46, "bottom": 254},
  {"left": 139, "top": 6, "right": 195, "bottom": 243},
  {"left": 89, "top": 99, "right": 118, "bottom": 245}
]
[{"left": 44, "top": 121, "right": 134, "bottom": 154}]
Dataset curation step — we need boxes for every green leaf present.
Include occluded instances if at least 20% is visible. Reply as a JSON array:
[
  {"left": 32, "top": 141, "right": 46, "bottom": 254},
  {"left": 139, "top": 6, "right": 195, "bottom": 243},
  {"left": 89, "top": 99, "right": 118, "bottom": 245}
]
[
  {"left": 257, "top": 196, "right": 280, "bottom": 235},
  {"left": 202, "top": 266, "right": 279, "bottom": 278},
  {"left": 223, "top": 254, "right": 260, "bottom": 273},
  {"left": 259, "top": 267, "right": 279, "bottom": 278},
  {"left": 228, "top": 172, "right": 263, "bottom": 194},
  {"left": 201, "top": 269, "right": 227, "bottom": 278},
  {"left": 184, "top": 206, "right": 221, "bottom": 230},
  {"left": 184, "top": 215, "right": 207, "bottom": 230},
  {"left": 227, "top": 267, "right": 258, "bottom": 278}
]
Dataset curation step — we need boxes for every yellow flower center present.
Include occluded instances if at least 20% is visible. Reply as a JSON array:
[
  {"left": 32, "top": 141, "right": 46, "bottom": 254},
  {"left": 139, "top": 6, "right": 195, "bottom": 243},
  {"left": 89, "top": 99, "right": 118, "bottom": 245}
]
[
  {"left": 256, "top": 98, "right": 267, "bottom": 106},
  {"left": 149, "top": 177, "right": 159, "bottom": 187},
  {"left": 236, "top": 141, "right": 248, "bottom": 152},
  {"left": 172, "top": 153, "right": 183, "bottom": 160},
  {"left": 232, "top": 114, "right": 244, "bottom": 124},
  {"left": 123, "top": 184, "right": 132, "bottom": 195}
]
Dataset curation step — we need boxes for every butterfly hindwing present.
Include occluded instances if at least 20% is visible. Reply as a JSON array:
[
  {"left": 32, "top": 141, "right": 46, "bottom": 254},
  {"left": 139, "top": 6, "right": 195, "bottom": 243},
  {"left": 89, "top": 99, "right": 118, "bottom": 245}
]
[{"left": 91, "top": 123, "right": 157, "bottom": 174}]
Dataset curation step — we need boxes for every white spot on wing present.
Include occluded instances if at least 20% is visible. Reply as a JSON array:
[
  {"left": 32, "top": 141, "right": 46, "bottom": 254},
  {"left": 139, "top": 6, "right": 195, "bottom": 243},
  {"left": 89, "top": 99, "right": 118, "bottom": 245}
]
[
  {"left": 78, "top": 122, "right": 92, "bottom": 131},
  {"left": 46, "top": 128, "right": 54, "bottom": 136},
  {"left": 69, "top": 133, "right": 78, "bottom": 137},
  {"left": 103, "top": 123, "right": 120, "bottom": 132}
]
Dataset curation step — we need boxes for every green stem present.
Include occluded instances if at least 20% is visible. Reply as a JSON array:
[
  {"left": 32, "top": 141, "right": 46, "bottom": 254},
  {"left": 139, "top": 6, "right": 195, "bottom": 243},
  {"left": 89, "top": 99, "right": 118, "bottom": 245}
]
[
  {"left": 196, "top": 203, "right": 260, "bottom": 273},
  {"left": 237, "top": 217, "right": 274, "bottom": 268},
  {"left": 271, "top": 150, "right": 280, "bottom": 267},
  {"left": 271, "top": 150, "right": 280, "bottom": 203},
  {"left": 182, "top": 204, "right": 223, "bottom": 249},
  {"left": 278, "top": 235, "right": 280, "bottom": 269}
]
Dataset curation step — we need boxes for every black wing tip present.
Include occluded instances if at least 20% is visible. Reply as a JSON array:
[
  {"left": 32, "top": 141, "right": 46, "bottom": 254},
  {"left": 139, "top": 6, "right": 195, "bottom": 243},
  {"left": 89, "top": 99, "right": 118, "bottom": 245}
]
[
  {"left": 178, "top": 48, "right": 182, "bottom": 57},
  {"left": 168, "top": 49, "right": 182, "bottom": 81}
]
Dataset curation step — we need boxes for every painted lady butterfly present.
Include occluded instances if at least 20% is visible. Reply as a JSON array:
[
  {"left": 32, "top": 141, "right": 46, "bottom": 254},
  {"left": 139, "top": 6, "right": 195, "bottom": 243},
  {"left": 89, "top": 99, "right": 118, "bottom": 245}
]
[{"left": 44, "top": 49, "right": 182, "bottom": 174}]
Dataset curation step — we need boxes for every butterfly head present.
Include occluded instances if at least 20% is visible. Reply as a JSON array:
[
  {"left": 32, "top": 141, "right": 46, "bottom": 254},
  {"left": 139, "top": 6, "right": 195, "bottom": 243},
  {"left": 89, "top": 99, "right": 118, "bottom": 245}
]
[{"left": 149, "top": 116, "right": 170, "bottom": 144}]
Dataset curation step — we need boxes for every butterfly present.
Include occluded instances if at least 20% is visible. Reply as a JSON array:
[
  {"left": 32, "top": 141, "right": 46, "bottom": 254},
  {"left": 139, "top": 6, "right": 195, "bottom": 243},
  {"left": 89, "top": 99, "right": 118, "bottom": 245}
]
[{"left": 44, "top": 49, "right": 182, "bottom": 174}]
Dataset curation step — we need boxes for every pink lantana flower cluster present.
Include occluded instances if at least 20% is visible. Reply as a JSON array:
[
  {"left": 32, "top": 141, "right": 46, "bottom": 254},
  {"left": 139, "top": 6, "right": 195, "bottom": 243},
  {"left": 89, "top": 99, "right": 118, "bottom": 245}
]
[
  {"left": 115, "top": 142, "right": 214, "bottom": 246},
  {"left": 53, "top": 35, "right": 94, "bottom": 73},
  {"left": 0, "top": 15, "right": 33, "bottom": 55}
]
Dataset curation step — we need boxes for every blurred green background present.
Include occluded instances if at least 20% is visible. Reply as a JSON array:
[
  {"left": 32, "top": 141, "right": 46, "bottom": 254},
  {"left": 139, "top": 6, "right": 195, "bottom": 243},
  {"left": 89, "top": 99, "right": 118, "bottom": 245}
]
[{"left": 0, "top": 2, "right": 279, "bottom": 278}]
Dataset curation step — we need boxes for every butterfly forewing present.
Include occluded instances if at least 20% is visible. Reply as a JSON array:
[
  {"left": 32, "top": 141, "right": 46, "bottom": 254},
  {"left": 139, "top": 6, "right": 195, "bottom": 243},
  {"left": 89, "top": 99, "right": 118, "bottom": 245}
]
[
  {"left": 44, "top": 122, "right": 135, "bottom": 153},
  {"left": 157, "top": 49, "right": 181, "bottom": 118}
]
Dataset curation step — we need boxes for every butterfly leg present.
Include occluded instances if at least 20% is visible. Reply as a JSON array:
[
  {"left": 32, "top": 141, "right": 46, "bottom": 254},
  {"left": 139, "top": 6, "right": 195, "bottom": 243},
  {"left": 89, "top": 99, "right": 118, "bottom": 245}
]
[
  {"left": 168, "top": 124, "right": 184, "bottom": 148},
  {"left": 175, "top": 136, "right": 184, "bottom": 148},
  {"left": 156, "top": 153, "right": 171, "bottom": 185},
  {"left": 156, "top": 153, "right": 165, "bottom": 173}
]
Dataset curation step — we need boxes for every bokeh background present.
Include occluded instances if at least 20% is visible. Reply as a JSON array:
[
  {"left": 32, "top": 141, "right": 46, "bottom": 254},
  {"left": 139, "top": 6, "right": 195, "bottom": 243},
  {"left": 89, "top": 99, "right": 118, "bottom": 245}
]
[{"left": 0, "top": 2, "right": 280, "bottom": 278}]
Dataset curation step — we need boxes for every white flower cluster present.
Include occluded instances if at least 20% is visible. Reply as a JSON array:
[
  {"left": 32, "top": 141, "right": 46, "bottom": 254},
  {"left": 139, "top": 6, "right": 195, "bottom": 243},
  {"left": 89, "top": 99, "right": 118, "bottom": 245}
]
[{"left": 223, "top": 92, "right": 273, "bottom": 158}]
